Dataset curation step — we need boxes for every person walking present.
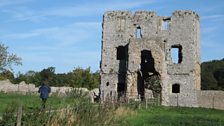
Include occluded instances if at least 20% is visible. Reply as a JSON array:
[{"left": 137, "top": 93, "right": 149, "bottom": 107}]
[{"left": 38, "top": 78, "right": 51, "bottom": 109}]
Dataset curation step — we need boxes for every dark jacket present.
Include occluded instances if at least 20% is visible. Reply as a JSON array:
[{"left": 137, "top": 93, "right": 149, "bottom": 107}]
[{"left": 38, "top": 84, "right": 51, "bottom": 99}]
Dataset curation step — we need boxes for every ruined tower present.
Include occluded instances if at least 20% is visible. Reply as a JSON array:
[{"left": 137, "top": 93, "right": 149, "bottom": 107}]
[{"left": 100, "top": 10, "right": 200, "bottom": 107}]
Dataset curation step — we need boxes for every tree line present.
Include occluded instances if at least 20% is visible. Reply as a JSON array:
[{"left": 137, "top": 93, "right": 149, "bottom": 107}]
[
  {"left": 201, "top": 58, "right": 224, "bottom": 90},
  {"left": 0, "top": 67, "right": 100, "bottom": 90}
]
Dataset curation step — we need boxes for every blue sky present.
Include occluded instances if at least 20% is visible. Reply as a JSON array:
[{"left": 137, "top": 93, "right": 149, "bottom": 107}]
[{"left": 0, "top": 0, "right": 223, "bottom": 74}]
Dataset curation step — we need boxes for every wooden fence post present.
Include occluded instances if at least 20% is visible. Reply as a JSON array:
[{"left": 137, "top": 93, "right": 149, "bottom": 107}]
[
  {"left": 138, "top": 95, "right": 141, "bottom": 109},
  {"left": 16, "top": 104, "right": 23, "bottom": 126}
]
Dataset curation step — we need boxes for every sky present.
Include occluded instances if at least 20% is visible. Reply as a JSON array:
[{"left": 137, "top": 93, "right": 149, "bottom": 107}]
[{"left": 0, "top": 0, "right": 223, "bottom": 74}]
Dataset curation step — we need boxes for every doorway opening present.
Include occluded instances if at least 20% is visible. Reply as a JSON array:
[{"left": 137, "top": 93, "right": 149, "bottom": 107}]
[
  {"left": 117, "top": 46, "right": 125, "bottom": 60},
  {"left": 138, "top": 50, "right": 161, "bottom": 101},
  {"left": 117, "top": 45, "right": 127, "bottom": 100}
]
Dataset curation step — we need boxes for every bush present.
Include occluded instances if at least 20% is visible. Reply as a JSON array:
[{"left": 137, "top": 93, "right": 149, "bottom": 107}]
[{"left": 0, "top": 102, "right": 18, "bottom": 126}]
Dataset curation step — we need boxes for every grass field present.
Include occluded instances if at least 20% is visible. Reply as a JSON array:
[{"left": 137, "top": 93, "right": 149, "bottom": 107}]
[
  {"left": 115, "top": 106, "right": 224, "bottom": 126},
  {"left": 0, "top": 92, "right": 75, "bottom": 116},
  {"left": 0, "top": 92, "right": 224, "bottom": 126}
]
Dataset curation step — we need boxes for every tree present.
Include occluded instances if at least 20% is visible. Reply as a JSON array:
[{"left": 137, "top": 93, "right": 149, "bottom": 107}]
[
  {"left": 145, "top": 75, "right": 161, "bottom": 98},
  {"left": 214, "top": 68, "right": 224, "bottom": 89},
  {"left": 69, "top": 67, "right": 100, "bottom": 89},
  {"left": 12, "top": 66, "right": 100, "bottom": 89},
  {"left": 0, "top": 43, "right": 22, "bottom": 72},
  {"left": 39, "top": 67, "right": 55, "bottom": 86},
  {"left": 0, "top": 70, "right": 14, "bottom": 81},
  {"left": 24, "top": 70, "right": 41, "bottom": 86},
  {"left": 201, "top": 59, "right": 224, "bottom": 90}
]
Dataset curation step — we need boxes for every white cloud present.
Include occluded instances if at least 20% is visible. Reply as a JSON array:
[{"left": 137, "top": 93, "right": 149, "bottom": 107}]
[
  {"left": 44, "top": 1, "right": 156, "bottom": 16},
  {"left": 2, "top": 7, "right": 47, "bottom": 22},
  {"left": 201, "top": 14, "right": 224, "bottom": 22},
  {"left": 2, "top": 0, "right": 156, "bottom": 22},
  {"left": 201, "top": 26, "right": 218, "bottom": 34},
  {"left": 3, "top": 32, "right": 40, "bottom": 39},
  {"left": 1, "top": 21, "right": 101, "bottom": 73},
  {"left": 1, "top": 21, "right": 101, "bottom": 48}
]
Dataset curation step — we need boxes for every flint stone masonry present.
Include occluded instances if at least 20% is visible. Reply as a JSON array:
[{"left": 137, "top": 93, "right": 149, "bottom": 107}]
[
  {"left": 0, "top": 80, "right": 96, "bottom": 101},
  {"left": 100, "top": 10, "right": 201, "bottom": 107},
  {"left": 0, "top": 80, "right": 37, "bottom": 94}
]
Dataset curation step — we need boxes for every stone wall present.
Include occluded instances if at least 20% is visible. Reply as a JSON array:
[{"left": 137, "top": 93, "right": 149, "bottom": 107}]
[
  {"left": 0, "top": 80, "right": 95, "bottom": 97},
  {"left": 0, "top": 80, "right": 37, "bottom": 94},
  {"left": 197, "top": 91, "right": 224, "bottom": 110}
]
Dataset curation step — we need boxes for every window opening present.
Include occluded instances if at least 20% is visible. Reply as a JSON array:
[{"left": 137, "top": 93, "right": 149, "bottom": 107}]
[
  {"left": 117, "top": 46, "right": 125, "bottom": 60},
  {"left": 172, "top": 84, "right": 180, "bottom": 93},
  {"left": 140, "top": 50, "right": 158, "bottom": 76},
  {"left": 171, "top": 45, "right": 182, "bottom": 64},
  {"left": 106, "top": 82, "right": 109, "bottom": 86},
  {"left": 162, "top": 18, "right": 170, "bottom": 30},
  {"left": 136, "top": 26, "right": 142, "bottom": 38}
]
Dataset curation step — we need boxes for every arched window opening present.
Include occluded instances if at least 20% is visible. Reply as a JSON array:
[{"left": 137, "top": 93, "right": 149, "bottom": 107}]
[{"left": 106, "top": 82, "right": 109, "bottom": 86}]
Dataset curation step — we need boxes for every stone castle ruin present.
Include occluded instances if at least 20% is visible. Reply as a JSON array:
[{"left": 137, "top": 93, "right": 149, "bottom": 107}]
[{"left": 100, "top": 10, "right": 200, "bottom": 107}]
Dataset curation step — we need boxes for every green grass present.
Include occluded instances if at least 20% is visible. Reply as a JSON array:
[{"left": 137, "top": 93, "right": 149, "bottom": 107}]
[
  {"left": 115, "top": 106, "right": 224, "bottom": 126},
  {"left": 1, "top": 92, "right": 224, "bottom": 126},
  {"left": 0, "top": 92, "right": 75, "bottom": 116}
]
